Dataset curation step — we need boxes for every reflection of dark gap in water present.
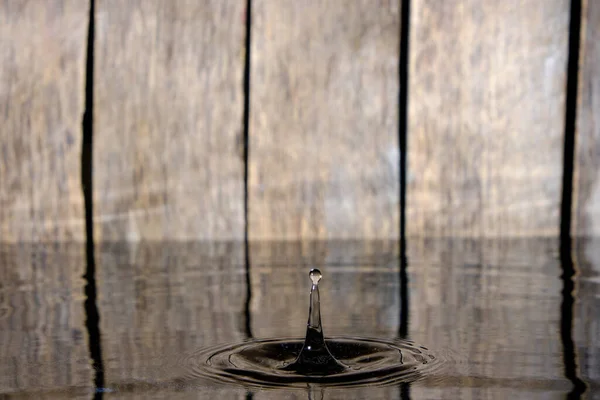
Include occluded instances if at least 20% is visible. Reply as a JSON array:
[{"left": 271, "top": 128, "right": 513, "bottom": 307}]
[
  {"left": 244, "top": 238, "right": 253, "bottom": 339},
  {"left": 81, "top": 0, "right": 105, "bottom": 397},
  {"left": 560, "top": 240, "right": 586, "bottom": 398},
  {"left": 398, "top": 0, "right": 411, "bottom": 395},
  {"left": 559, "top": 0, "right": 586, "bottom": 397},
  {"left": 560, "top": 240, "right": 587, "bottom": 397},
  {"left": 242, "top": 0, "right": 253, "bottom": 340},
  {"left": 398, "top": 239, "right": 409, "bottom": 340}
]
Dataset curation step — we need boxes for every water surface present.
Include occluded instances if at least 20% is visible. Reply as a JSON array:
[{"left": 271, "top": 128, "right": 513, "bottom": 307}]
[{"left": 0, "top": 239, "right": 597, "bottom": 399}]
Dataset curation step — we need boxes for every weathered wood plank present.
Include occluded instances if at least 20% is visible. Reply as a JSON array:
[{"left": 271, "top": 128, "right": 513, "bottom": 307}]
[
  {"left": 574, "top": 0, "right": 600, "bottom": 236},
  {"left": 249, "top": 0, "right": 400, "bottom": 240},
  {"left": 407, "top": 0, "right": 569, "bottom": 237},
  {"left": 0, "top": 0, "right": 88, "bottom": 242},
  {"left": 94, "top": 0, "right": 246, "bottom": 241},
  {"left": 0, "top": 244, "right": 92, "bottom": 395}
]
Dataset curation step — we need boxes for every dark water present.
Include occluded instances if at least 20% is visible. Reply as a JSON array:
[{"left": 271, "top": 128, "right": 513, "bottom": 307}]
[{"left": 0, "top": 239, "right": 598, "bottom": 399}]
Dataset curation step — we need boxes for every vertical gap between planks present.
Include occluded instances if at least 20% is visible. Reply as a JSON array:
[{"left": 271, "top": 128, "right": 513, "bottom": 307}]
[
  {"left": 243, "top": 0, "right": 253, "bottom": 340},
  {"left": 81, "top": 0, "right": 104, "bottom": 396},
  {"left": 559, "top": 0, "right": 587, "bottom": 396},
  {"left": 398, "top": 0, "right": 411, "bottom": 397},
  {"left": 398, "top": 0, "right": 410, "bottom": 340},
  {"left": 561, "top": 0, "right": 581, "bottom": 241}
]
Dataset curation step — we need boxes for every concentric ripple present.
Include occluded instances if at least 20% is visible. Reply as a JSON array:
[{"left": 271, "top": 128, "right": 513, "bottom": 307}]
[{"left": 181, "top": 336, "right": 441, "bottom": 389}]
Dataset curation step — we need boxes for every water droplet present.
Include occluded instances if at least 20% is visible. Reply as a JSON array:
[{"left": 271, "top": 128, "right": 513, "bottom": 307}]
[{"left": 309, "top": 268, "right": 322, "bottom": 285}]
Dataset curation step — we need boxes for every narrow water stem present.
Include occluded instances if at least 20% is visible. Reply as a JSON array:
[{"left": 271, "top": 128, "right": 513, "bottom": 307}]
[
  {"left": 307, "top": 271, "right": 323, "bottom": 331},
  {"left": 282, "top": 269, "right": 347, "bottom": 375}
]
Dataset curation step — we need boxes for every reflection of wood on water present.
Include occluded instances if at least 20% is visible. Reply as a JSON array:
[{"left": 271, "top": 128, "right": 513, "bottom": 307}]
[
  {"left": 248, "top": 240, "right": 400, "bottom": 339},
  {"left": 97, "top": 242, "right": 247, "bottom": 388},
  {"left": 407, "top": 238, "right": 568, "bottom": 399},
  {"left": 0, "top": 244, "right": 92, "bottom": 395},
  {"left": 251, "top": 386, "right": 402, "bottom": 400},
  {"left": 574, "top": 238, "right": 600, "bottom": 387}
]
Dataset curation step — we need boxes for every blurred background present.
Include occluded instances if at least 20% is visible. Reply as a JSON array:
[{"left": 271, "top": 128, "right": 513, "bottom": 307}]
[
  {"left": 3, "top": 0, "right": 599, "bottom": 243},
  {"left": 0, "top": 0, "right": 599, "bottom": 399}
]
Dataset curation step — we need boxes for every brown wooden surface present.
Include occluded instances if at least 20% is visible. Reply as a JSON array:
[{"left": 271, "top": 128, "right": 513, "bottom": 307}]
[
  {"left": 94, "top": 0, "right": 246, "bottom": 241},
  {"left": 248, "top": 0, "right": 400, "bottom": 240},
  {"left": 574, "top": 0, "right": 600, "bottom": 236},
  {"left": 0, "top": 244, "right": 92, "bottom": 396},
  {"left": 0, "top": 0, "right": 88, "bottom": 242},
  {"left": 407, "top": 0, "right": 570, "bottom": 237}
]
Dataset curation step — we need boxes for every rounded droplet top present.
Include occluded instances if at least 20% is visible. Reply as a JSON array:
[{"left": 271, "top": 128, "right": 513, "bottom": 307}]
[{"left": 309, "top": 268, "right": 322, "bottom": 285}]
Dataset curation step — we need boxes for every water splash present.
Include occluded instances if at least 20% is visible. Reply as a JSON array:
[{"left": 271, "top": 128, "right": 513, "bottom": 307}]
[
  {"left": 281, "top": 269, "right": 347, "bottom": 375},
  {"left": 183, "top": 268, "right": 442, "bottom": 389}
]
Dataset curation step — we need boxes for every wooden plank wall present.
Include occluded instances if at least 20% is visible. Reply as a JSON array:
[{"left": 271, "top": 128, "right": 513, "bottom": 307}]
[
  {"left": 93, "top": 0, "right": 246, "bottom": 241},
  {"left": 2, "top": 0, "right": 599, "bottom": 240},
  {"left": 574, "top": 0, "right": 600, "bottom": 236},
  {"left": 248, "top": 0, "right": 400, "bottom": 240},
  {"left": 0, "top": 0, "right": 87, "bottom": 242},
  {"left": 407, "top": 0, "right": 570, "bottom": 237}
]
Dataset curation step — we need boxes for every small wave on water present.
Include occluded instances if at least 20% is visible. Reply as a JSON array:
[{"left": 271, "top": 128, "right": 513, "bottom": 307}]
[{"left": 176, "top": 336, "right": 446, "bottom": 389}]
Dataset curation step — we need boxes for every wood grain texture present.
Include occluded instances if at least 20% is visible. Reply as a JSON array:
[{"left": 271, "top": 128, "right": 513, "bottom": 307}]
[
  {"left": 94, "top": 0, "right": 246, "bottom": 241},
  {"left": 249, "top": 0, "right": 400, "bottom": 240},
  {"left": 0, "top": 0, "right": 88, "bottom": 242},
  {"left": 407, "top": 0, "right": 569, "bottom": 237},
  {"left": 0, "top": 244, "right": 92, "bottom": 395},
  {"left": 574, "top": 0, "right": 600, "bottom": 236}
]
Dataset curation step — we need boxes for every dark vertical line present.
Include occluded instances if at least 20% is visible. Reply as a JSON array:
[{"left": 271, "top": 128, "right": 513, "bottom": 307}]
[
  {"left": 398, "top": 0, "right": 410, "bottom": 341},
  {"left": 81, "top": 0, "right": 104, "bottom": 397},
  {"left": 398, "top": 0, "right": 411, "bottom": 398},
  {"left": 242, "top": 0, "right": 253, "bottom": 340},
  {"left": 400, "top": 382, "right": 411, "bottom": 400},
  {"left": 561, "top": 0, "right": 581, "bottom": 240},
  {"left": 560, "top": 0, "right": 586, "bottom": 397}
]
